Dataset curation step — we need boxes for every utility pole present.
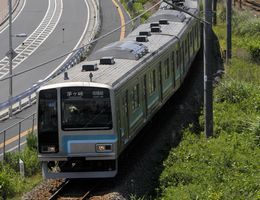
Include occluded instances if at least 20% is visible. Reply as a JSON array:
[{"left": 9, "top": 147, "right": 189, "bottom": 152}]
[
  {"left": 226, "top": 0, "right": 232, "bottom": 62},
  {"left": 212, "top": 0, "right": 217, "bottom": 25},
  {"left": 8, "top": 0, "right": 13, "bottom": 118},
  {"left": 204, "top": 0, "right": 213, "bottom": 137}
]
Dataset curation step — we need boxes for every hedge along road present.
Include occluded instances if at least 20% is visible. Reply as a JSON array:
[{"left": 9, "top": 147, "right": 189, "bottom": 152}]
[{"left": 0, "top": 0, "right": 131, "bottom": 158}]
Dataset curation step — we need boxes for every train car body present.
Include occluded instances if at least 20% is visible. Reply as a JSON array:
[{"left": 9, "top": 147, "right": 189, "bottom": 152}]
[{"left": 37, "top": 0, "right": 200, "bottom": 179}]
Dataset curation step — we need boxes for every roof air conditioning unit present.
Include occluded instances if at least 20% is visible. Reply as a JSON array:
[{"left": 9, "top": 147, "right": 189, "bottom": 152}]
[
  {"left": 151, "top": 27, "right": 161, "bottom": 33},
  {"left": 150, "top": 22, "right": 160, "bottom": 28},
  {"left": 100, "top": 57, "right": 115, "bottom": 65},
  {"left": 82, "top": 63, "right": 98, "bottom": 71},
  {"left": 136, "top": 36, "right": 149, "bottom": 42},
  {"left": 159, "top": 19, "right": 169, "bottom": 25},
  {"left": 139, "top": 31, "right": 151, "bottom": 36}
]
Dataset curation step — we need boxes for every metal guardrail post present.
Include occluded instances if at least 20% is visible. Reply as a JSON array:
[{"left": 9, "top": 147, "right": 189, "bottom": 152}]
[
  {"left": 29, "top": 95, "right": 32, "bottom": 106},
  {"left": 19, "top": 100, "right": 22, "bottom": 111},
  {"left": 18, "top": 122, "right": 21, "bottom": 152},
  {"left": 0, "top": 113, "right": 36, "bottom": 157},
  {"left": 3, "top": 130, "right": 6, "bottom": 161}
]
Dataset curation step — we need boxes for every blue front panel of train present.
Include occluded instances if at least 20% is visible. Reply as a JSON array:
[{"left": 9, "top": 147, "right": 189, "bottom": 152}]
[{"left": 62, "top": 135, "right": 117, "bottom": 154}]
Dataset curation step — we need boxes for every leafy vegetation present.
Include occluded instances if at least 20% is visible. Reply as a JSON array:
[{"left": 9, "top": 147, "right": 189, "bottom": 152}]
[
  {"left": 159, "top": 75, "right": 260, "bottom": 199},
  {"left": 159, "top": 130, "right": 260, "bottom": 199},
  {"left": 0, "top": 131, "right": 41, "bottom": 198},
  {"left": 158, "top": 3, "right": 260, "bottom": 200},
  {"left": 217, "top": 4, "right": 260, "bottom": 62},
  {"left": 120, "top": 0, "right": 152, "bottom": 22}
]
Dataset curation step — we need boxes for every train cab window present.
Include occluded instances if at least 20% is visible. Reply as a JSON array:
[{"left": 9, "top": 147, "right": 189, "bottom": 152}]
[
  {"left": 38, "top": 89, "right": 59, "bottom": 153},
  {"left": 131, "top": 84, "right": 140, "bottom": 111},
  {"left": 164, "top": 58, "right": 170, "bottom": 79},
  {"left": 149, "top": 69, "right": 156, "bottom": 94},
  {"left": 38, "top": 89, "right": 58, "bottom": 133},
  {"left": 61, "top": 87, "right": 112, "bottom": 130}
]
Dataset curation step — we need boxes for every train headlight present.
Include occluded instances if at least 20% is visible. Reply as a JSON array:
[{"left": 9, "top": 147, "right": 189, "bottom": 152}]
[
  {"left": 41, "top": 145, "right": 57, "bottom": 153},
  {"left": 96, "top": 144, "right": 112, "bottom": 153}
]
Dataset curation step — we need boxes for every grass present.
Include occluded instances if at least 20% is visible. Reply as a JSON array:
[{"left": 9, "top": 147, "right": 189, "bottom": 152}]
[
  {"left": 0, "top": 132, "right": 42, "bottom": 199},
  {"left": 9, "top": 173, "right": 42, "bottom": 200}
]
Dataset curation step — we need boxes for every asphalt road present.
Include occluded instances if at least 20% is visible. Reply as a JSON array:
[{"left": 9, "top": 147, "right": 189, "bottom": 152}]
[
  {"left": 90, "top": 0, "right": 132, "bottom": 54},
  {"left": 0, "top": 0, "right": 89, "bottom": 103},
  {"left": 0, "top": 0, "right": 47, "bottom": 59}
]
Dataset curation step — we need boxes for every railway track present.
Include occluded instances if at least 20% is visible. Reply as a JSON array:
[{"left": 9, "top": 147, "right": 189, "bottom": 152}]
[
  {"left": 48, "top": 179, "right": 98, "bottom": 200},
  {"left": 234, "top": 0, "right": 260, "bottom": 13}
]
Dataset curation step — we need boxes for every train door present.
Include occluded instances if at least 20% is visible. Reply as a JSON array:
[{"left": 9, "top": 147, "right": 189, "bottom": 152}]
[
  {"left": 143, "top": 74, "right": 148, "bottom": 118},
  {"left": 180, "top": 44, "right": 183, "bottom": 81},
  {"left": 172, "top": 51, "right": 175, "bottom": 89},
  {"left": 121, "top": 90, "right": 129, "bottom": 145}
]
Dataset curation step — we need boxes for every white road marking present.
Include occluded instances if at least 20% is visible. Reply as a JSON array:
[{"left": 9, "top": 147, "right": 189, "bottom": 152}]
[
  {"left": 45, "top": 0, "right": 91, "bottom": 80},
  {"left": 0, "top": 0, "right": 63, "bottom": 78}
]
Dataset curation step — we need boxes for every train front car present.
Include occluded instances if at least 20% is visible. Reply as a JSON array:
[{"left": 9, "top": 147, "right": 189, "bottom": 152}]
[
  {"left": 37, "top": 83, "right": 117, "bottom": 179},
  {"left": 37, "top": 0, "right": 200, "bottom": 179}
]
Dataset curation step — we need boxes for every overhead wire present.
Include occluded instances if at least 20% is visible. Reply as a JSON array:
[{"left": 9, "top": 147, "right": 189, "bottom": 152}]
[
  {"left": 0, "top": 0, "right": 163, "bottom": 82},
  {"left": 0, "top": 0, "right": 211, "bottom": 83}
]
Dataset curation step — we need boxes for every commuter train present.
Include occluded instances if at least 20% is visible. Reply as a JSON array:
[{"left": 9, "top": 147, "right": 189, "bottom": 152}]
[{"left": 37, "top": 0, "right": 200, "bottom": 178}]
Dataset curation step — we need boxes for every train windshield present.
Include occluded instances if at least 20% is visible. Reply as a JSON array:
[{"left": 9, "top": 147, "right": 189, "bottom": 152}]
[{"left": 61, "top": 87, "right": 112, "bottom": 130}]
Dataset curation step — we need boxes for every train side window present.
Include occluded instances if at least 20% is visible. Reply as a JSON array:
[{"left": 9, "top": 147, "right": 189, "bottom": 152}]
[
  {"left": 149, "top": 69, "right": 156, "bottom": 94},
  {"left": 164, "top": 58, "right": 170, "bottom": 79},
  {"left": 195, "top": 26, "right": 198, "bottom": 46},
  {"left": 172, "top": 51, "right": 175, "bottom": 68},
  {"left": 176, "top": 50, "right": 179, "bottom": 68},
  {"left": 190, "top": 32, "right": 192, "bottom": 48},
  {"left": 185, "top": 39, "right": 188, "bottom": 55},
  {"left": 131, "top": 83, "right": 140, "bottom": 111},
  {"left": 181, "top": 44, "right": 184, "bottom": 67}
]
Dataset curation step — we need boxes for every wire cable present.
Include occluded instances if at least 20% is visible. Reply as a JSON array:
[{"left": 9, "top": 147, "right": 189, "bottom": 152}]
[{"left": 0, "top": 0, "right": 163, "bottom": 82}]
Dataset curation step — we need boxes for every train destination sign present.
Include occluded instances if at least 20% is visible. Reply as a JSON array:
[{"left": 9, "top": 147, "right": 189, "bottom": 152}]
[{"left": 62, "top": 87, "right": 109, "bottom": 99}]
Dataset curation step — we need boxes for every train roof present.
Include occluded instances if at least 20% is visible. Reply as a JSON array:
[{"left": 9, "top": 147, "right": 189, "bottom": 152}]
[{"left": 45, "top": 0, "right": 199, "bottom": 90}]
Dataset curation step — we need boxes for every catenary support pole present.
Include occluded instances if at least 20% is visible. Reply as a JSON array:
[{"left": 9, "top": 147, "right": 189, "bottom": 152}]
[
  {"left": 226, "top": 0, "right": 232, "bottom": 62},
  {"left": 212, "top": 0, "right": 217, "bottom": 25},
  {"left": 8, "top": 0, "right": 13, "bottom": 118},
  {"left": 204, "top": 0, "right": 213, "bottom": 138}
]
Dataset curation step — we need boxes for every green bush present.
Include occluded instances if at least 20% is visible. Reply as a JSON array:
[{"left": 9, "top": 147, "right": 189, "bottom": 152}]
[
  {"left": 26, "top": 130, "right": 38, "bottom": 151},
  {"left": 121, "top": 0, "right": 150, "bottom": 21},
  {"left": 214, "top": 80, "right": 252, "bottom": 104},
  {"left": 217, "top": 4, "right": 226, "bottom": 23},
  {"left": 248, "top": 41, "right": 260, "bottom": 62},
  {"left": 21, "top": 147, "right": 40, "bottom": 177},
  {"left": 4, "top": 147, "right": 40, "bottom": 177},
  {"left": 233, "top": 13, "right": 260, "bottom": 38},
  {"left": 225, "top": 58, "right": 260, "bottom": 85},
  {"left": 0, "top": 136, "right": 40, "bottom": 198},
  {"left": 214, "top": 79, "right": 260, "bottom": 113},
  {"left": 235, "top": 37, "right": 260, "bottom": 63},
  {"left": 159, "top": 131, "right": 260, "bottom": 200},
  {"left": 0, "top": 164, "right": 24, "bottom": 197},
  {"left": 216, "top": 5, "right": 260, "bottom": 63}
]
